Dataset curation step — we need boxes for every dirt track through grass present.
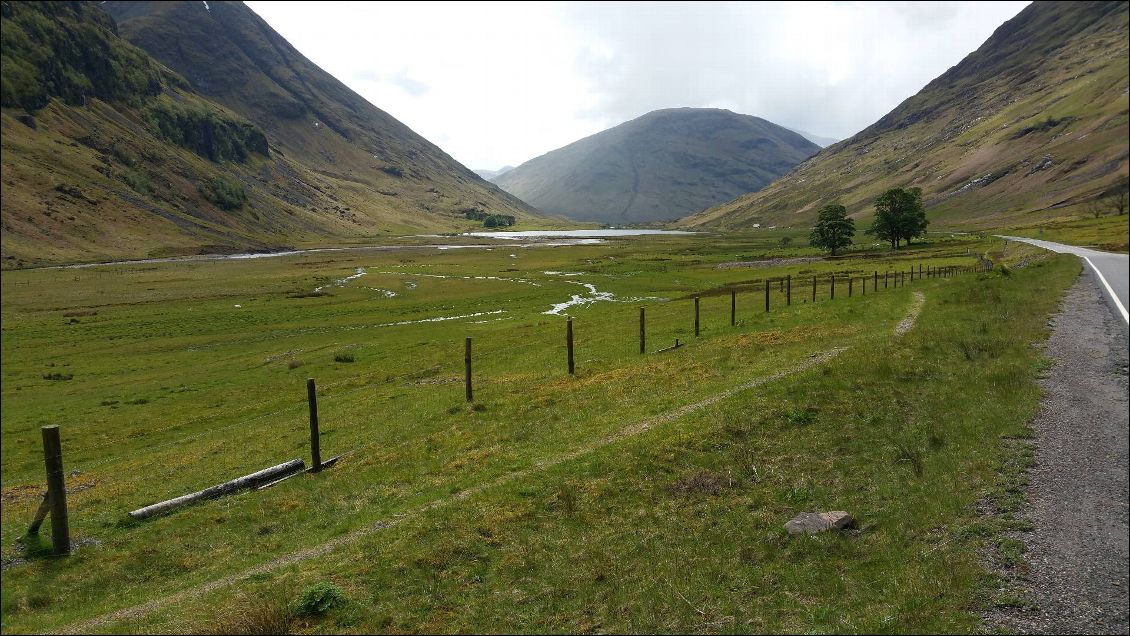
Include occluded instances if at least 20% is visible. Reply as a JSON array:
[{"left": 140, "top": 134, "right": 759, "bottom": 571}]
[
  {"left": 895, "top": 291, "right": 927, "bottom": 336},
  {"left": 60, "top": 346, "right": 851, "bottom": 634}
]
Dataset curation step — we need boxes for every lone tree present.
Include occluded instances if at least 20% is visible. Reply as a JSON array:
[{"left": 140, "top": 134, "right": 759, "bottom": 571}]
[
  {"left": 867, "top": 187, "right": 929, "bottom": 249},
  {"left": 809, "top": 203, "right": 855, "bottom": 255}
]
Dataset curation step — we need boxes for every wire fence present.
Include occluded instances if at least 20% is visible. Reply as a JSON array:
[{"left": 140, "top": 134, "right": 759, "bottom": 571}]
[{"left": 16, "top": 261, "right": 992, "bottom": 543}]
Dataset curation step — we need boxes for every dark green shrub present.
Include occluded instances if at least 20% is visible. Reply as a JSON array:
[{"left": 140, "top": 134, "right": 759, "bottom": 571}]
[
  {"left": 199, "top": 176, "right": 247, "bottom": 210},
  {"left": 122, "top": 170, "right": 154, "bottom": 195},
  {"left": 293, "top": 582, "right": 346, "bottom": 617}
]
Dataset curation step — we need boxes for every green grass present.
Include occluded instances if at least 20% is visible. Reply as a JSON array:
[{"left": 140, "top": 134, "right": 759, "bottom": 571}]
[
  {"left": 0, "top": 232, "right": 1076, "bottom": 633},
  {"left": 1006, "top": 212, "right": 1129, "bottom": 253}
]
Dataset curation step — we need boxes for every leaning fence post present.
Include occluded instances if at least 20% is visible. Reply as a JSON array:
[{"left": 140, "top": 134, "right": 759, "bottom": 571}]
[
  {"left": 731, "top": 289, "right": 736, "bottom": 326},
  {"left": 566, "top": 317, "right": 575, "bottom": 375},
  {"left": 27, "top": 493, "right": 50, "bottom": 535},
  {"left": 465, "top": 337, "right": 473, "bottom": 402},
  {"left": 639, "top": 307, "right": 645, "bottom": 354},
  {"left": 694, "top": 296, "right": 700, "bottom": 337},
  {"left": 307, "top": 379, "right": 321, "bottom": 473},
  {"left": 41, "top": 426, "right": 70, "bottom": 555}
]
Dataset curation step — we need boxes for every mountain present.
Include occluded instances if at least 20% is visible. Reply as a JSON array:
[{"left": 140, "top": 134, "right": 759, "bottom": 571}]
[
  {"left": 0, "top": 1, "right": 539, "bottom": 268},
  {"left": 786, "top": 128, "right": 839, "bottom": 148},
  {"left": 492, "top": 108, "right": 820, "bottom": 224},
  {"left": 475, "top": 165, "right": 514, "bottom": 180},
  {"left": 683, "top": 1, "right": 1129, "bottom": 231}
]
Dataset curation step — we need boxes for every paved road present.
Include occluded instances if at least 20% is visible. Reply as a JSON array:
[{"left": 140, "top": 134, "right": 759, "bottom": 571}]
[{"left": 998, "top": 236, "right": 1129, "bottom": 325}]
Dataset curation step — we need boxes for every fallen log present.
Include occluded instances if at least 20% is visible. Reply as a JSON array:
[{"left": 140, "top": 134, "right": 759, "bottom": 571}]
[{"left": 129, "top": 458, "right": 305, "bottom": 520}]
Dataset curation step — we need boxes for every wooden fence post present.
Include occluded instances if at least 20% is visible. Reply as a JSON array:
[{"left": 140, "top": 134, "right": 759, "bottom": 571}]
[
  {"left": 307, "top": 379, "right": 321, "bottom": 473},
  {"left": 862, "top": 275, "right": 866, "bottom": 295},
  {"left": 639, "top": 307, "right": 645, "bottom": 354},
  {"left": 786, "top": 274, "right": 792, "bottom": 306},
  {"left": 41, "top": 426, "right": 70, "bottom": 555},
  {"left": 731, "top": 289, "right": 736, "bottom": 326},
  {"left": 465, "top": 337, "right": 473, "bottom": 402},
  {"left": 812, "top": 275, "right": 816, "bottom": 303},
  {"left": 27, "top": 493, "right": 50, "bottom": 535},
  {"left": 874, "top": 270, "right": 878, "bottom": 290},
  {"left": 765, "top": 279, "right": 770, "bottom": 312},
  {"left": 567, "top": 317, "right": 575, "bottom": 375},
  {"left": 831, "top": 274, "right": 836, "bottom": 300},
  {"left": 694, "top": 297, "right": 700, "bottom": 337},
  {"left": 884, "top": 271, "right": 888, "bottom": 289},
  {"left": 849, "top": 276, "right": 853, "bottom": 297}
]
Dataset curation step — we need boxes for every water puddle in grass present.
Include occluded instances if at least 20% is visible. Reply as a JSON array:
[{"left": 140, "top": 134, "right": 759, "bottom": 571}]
[
  {"left": 313, "top": 267, "right": 366, "bottom": 293},
  {"left": 543, "top": 280, "right": 665, "bottom": 316},
  {"left": 372, "top": 271, "right": 542, "bottom": 287},
  {"left": 464, "top": 229, "right": 698, "bottom": 239},
  {"left": 372, "top": 310, "right": 507, "bottom": 328}
]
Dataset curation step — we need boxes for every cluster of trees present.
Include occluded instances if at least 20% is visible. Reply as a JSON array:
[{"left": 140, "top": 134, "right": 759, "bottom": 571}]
[
  {"left": 867, "top": 187, "right": 929, "bottom": 249},
  {"left": 463, "top": 207, "right": 515, "bottom": 228},
  {"left": 808, "top": 187, "right": 930, "bottom": 254},
  {"left": 144, "top": 101, "right": 269, "bottom": 164},
  {"left": 1, "top": 2, "right": 166, "bottom": 111}
]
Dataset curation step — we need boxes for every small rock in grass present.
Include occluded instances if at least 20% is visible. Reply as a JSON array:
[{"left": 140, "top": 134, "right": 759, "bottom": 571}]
[{"left": 785, "top": 511, "right": 854, "bottom": 535}]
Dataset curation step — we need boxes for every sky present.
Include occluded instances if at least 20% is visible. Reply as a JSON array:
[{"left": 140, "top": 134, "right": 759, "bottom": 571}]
[{"left": 245, "top": 1, "right": 1031, "bottom": 171}]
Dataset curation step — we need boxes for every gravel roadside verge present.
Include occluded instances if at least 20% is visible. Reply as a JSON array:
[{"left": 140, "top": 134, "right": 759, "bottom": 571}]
[{"left": 993, "top": 269, "right": 1129, "bottom": 634}]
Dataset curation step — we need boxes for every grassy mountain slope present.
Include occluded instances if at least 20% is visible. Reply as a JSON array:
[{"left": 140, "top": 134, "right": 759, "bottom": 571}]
[
  {"left": 494, "top": 108, "right": 819, "bottom": 224},
  {"left": 0, "top": 1, "right": 541, "bottom": 268},
  {"left": 683, "top": 1, "right": 1129, "bottom": 231}
]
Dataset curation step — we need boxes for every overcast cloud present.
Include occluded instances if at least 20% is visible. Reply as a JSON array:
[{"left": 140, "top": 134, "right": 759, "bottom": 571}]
[{"left": 245, "top": 1, "right": 1030, "bottom": 170}]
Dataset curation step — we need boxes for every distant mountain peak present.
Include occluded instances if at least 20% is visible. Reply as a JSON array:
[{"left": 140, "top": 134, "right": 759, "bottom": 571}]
[
  {"left": 784, "top": 128, "right": 839, "bottom": 148},
  {"left": 494, "top": 108, "right": 819, "bottom": 224},
  {"left": 475, "top": 166, "right": 515, "bottom": 181}
]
